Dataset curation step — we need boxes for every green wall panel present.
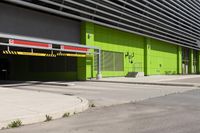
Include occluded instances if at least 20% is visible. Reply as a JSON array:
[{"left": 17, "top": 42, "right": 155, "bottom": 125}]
[
  {"left": 149, "top": 39, "right": 178, "bottom": 75},
  {"left": 93, "top": 24, "right": 145, "bottom": 77},
  {"left": 82, "top": 22, "right": 145, "bottom": 78}
]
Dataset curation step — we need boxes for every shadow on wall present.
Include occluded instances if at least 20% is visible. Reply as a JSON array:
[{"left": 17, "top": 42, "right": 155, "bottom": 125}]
[{"left": 94, "top": 25, "right": 144, "bottom": 49}]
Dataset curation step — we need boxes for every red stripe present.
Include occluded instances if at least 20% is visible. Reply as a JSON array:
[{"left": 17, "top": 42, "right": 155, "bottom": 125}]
[
  {"left": 9, "top": 39, "right": 51, "bottom": 48},
  {"left": 63, "top": 45, "right": 88, "bottom": 51}
]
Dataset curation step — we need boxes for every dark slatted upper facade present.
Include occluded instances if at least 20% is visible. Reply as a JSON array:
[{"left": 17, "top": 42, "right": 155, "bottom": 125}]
[{"left": 4, "top": 0, "right": 200, "bottom": 49}]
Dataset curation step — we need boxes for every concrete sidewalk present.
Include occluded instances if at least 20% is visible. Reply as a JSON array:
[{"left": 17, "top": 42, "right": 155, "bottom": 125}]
[
  {"left": 0, "top": 87, "right": 89, "bottom": 129},
  {"left": 90, "top": 75, "right": 200, "bottom": 87}
]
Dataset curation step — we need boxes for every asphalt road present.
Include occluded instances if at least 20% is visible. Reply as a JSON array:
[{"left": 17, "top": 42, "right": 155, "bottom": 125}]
[{"left": 1, "top": 89, "right": 200, "bottom": 133}]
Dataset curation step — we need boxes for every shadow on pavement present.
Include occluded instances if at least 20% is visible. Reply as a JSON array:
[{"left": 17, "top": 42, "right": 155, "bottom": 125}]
[{"left": 0, "top": 80, "right": 75, "bottom": 87}]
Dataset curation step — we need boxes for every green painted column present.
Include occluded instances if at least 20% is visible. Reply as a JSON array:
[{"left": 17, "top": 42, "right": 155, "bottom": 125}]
[
  {"left": 189, "top": 49, "right": 194, "bottom": 74},
  {"left": 77, "top": 22, "right": 94, "bottom": 80},
  {"left": 85, "top": 22, "right": 95, "bottom": 46},
  {"left": 197, "top": 51, "right": 200, "bottom": 74},
  {"left": 144, "top": 38, "right": 151, "bottom": 76},
  {"left": 80, "top": 22, "right": 94, "bottom": 45},
  {"left": 177, "top": 46, "right": 182, "bottom": 74},
  {"left": 85, "top": 22, "right": 94, "bottom": 79}
]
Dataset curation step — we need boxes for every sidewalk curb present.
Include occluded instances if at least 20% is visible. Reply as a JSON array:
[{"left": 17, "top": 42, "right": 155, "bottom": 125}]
[
  {"left": 89, "top": 80, "right": 197, "bottom": 87},
  {"left": 0, "top": 96, "right": 89, "bottom": 129},
  {"left": 0, "top": 82, "right": 75, "bottom": 88},
  {"left": 38, "top": 82, "right": 75, "bottom": 87}
]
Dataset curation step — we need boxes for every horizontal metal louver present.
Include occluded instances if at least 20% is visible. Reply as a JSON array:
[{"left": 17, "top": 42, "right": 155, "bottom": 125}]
[{"left": 4, "top": 0, "right": 200, "bottom": 50}]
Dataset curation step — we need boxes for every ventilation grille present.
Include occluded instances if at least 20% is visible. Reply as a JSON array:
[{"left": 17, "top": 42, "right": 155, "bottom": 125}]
[{"left": 94, "top": 50, "right": 124, "bottom": 71}]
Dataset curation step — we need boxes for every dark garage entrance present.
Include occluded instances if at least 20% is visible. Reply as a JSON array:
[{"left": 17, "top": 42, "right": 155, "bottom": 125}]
[
  {"left": 0, "top": 58, "right": 10, "bottom": 80},
  {"left": 0, "top": 55, "right": 78, "bottom": 81},
  {"left": 0, "top": 2, "right": 82, "bottom": 81},
  {"left": 0, "top": 2, "right": 101, "bottom": 81},
  {"left": 0, "top": 33, "right": 101, "bottom": 81}
]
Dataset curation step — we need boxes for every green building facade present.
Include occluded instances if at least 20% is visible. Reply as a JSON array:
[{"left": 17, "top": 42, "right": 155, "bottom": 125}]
[
  {"left": 2, "top": 1, "right": 200, "bottom": 81},
  {"left": 79, "top": 22, "right": 200, "bottom": 80}
]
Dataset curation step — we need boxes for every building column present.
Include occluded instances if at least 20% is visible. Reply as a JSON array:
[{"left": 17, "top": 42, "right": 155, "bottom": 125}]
[
  {"left": 144, "top": 38, "right": 151, "bottom": 76},
  {"left": 77, "top": 22, "right": 94, "bottom": 80},
  {"left": 197, "top": 51, "right": 200, "bottom": 74},
  {"left": 177, "top": 46, "right": 182, "bottom": 74},
  {"left": 82, "top": 22, "right": 95, "bottom": 46},
  {"left": 189, "top": 49, "right": 194, "bottom": 74}
]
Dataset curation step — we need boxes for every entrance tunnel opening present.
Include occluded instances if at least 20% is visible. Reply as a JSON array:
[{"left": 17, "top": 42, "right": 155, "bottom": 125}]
[
  {"left": 0, "top": 54, "right": 78, "bottom": 81},
  {"left": 0, "top": 33, "right": 102, "bottom": 81}
]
